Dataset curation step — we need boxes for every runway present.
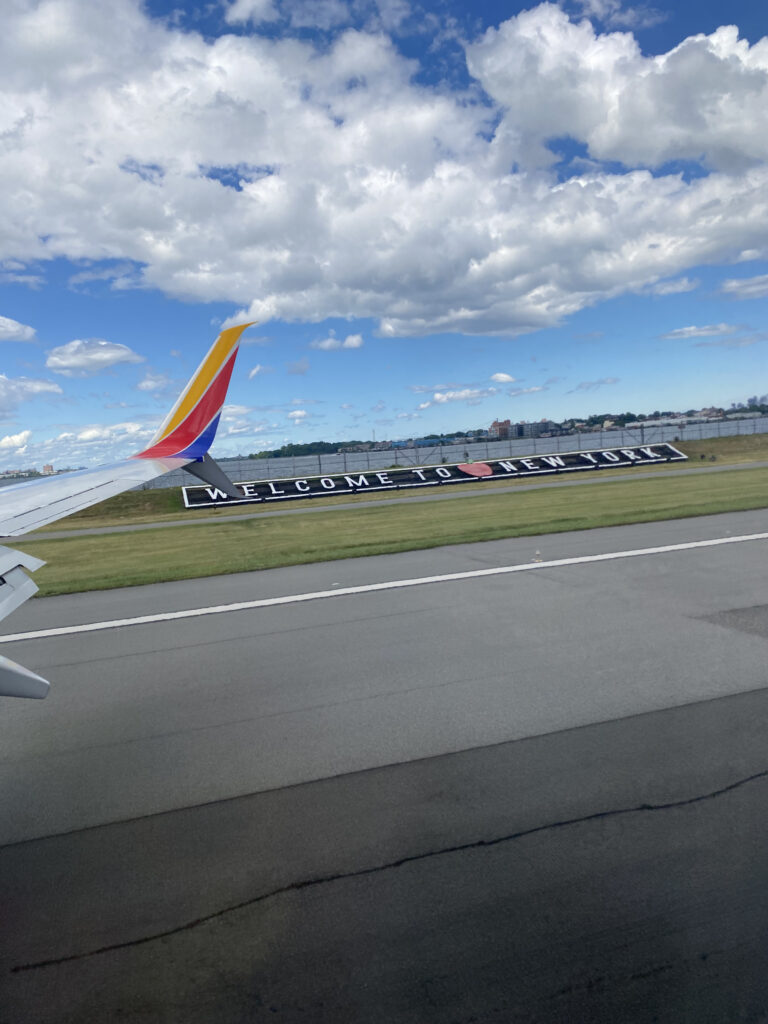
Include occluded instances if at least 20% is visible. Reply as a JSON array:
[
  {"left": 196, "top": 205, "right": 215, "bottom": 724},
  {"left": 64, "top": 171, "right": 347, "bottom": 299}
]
[{"left": 2, "top": 510, "right": 768, "bottom": 1021}]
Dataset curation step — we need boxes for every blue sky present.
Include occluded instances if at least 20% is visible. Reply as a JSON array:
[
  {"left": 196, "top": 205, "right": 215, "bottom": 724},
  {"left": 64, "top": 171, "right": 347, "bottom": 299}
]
[{"left": 1, "top": 0, "right": 767, "bottom": 468}]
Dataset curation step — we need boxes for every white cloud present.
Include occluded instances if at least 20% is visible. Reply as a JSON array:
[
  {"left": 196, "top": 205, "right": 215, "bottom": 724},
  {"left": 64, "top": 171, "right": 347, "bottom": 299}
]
[
  {"left": 661, "top": 323, "right": 738, "bottom": 340},
  {"left": 1, "top": 3, "right": 768, "bottom": 339},
  {"left": 0, "top": 315, "right": 35, "bottom": 342},
  {"left": 285, "top": 0, "right": 351, "bottom": 30},
  {"left": 137, "top": 370, "right": 170, "bottom": 391},
  {"left": 419, "top": 386, "right": 499, "bottom": 409},
  {"left": 0, "top": 429, "right": 31, "bottom": 449},
  {"left": 310, "top": 333, "right": 364, "bottom": 350},
  {"left": 46, "top": 339, "right": 144, "bottom": 377},
  {"left": 490, "top": 372, "right": 516, "bottom": 383},
  {"left": 466, "top": 7, "right": 768, "bottom": 173},
  {"left": 721, "top": 274, "right": 768, "bottom": 299},
  {"left": 649, "top": 277, "right": 699, "bottom": 295},
  {"left": 288, "top": 408, "right": 307, "bottom": 420},
  {"left": 225, "top": 0, "right": 280, "bottom": 25},
  {"left": 249, "top": 364, "right": 266, "bottom": 379},
  {"left": 72, "top": 421, "right": 149, "bottom": 443},
  {"left": 287, "top": 359, "right": 310, "bottom": 375},
  {"left": 508, "top": 386, "right": 544, "bottom": 397},
  {"left": 0, "top": 375, "right": 62, "bottom": 417},
  {"left": 570, "top": 377, "right": 620, "bottom": 392},
  {"left": 574, "top": 0, "right": 665, "bottom": 30}
]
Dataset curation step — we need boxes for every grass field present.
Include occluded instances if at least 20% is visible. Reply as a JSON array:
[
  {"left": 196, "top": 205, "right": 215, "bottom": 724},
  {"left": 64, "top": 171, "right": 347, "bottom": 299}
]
[
  {"left": 28, "top": 430, "right": 768, "bottom": 533},
  {"left": 23, "top": 463, "right": 768, "bottom": 596}
]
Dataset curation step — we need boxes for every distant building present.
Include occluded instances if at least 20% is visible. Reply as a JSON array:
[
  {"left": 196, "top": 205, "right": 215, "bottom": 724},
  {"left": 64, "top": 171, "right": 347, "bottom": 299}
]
[
  {"left": 513, "top": 420, "right": 558, "bottom": 438},
  {"left": 489, "top": 419, "right": 511, "bottom": 439},
  {"left": 42, "top": 464, "right": 54, "bottom": 475}
]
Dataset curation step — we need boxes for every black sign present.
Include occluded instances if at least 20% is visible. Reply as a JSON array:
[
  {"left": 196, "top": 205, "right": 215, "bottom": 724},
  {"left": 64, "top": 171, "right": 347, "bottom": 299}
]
[{"left": 182, "top": 443, "right": 687, "bottom": 509}]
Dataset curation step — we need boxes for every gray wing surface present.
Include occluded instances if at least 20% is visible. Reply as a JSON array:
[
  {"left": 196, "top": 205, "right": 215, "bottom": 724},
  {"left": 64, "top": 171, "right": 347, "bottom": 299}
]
[
  {"left": 0, "top": 456, "right": 191, "bottom": 538},
  {"left": 0, "top": 320, "right": 253, "bottom": 698},
  {"left": 0, "top": 457, "right": 192, "bottom": 698}
]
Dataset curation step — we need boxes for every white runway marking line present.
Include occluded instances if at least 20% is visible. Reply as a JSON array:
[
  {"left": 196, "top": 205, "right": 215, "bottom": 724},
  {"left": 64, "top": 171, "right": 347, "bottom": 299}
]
[{"left": 2, "top": 531, "right": 767, "bottom": 644}]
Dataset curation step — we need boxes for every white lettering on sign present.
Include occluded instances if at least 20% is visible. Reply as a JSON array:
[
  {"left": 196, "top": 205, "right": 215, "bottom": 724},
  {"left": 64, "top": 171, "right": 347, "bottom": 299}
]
[{"left": 181, "top": 443, "right": 687, "bottom": 508}]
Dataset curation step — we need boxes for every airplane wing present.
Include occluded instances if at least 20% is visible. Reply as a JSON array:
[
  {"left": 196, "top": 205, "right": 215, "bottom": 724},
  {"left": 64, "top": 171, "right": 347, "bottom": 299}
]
[{"left": 0, "top": 321, "right": 253, "bottom": 698}]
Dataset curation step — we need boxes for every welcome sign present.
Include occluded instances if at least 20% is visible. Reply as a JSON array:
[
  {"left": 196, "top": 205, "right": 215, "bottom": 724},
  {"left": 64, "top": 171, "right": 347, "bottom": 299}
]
[{"left": 182, "top": 443, "right": 687, "bottom": 508}]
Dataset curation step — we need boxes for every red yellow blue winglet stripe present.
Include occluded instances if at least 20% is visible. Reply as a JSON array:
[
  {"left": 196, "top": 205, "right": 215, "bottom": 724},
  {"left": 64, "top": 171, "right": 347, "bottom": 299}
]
[{"left": 134, "top": 322, "right": 254, "bottom": 461}]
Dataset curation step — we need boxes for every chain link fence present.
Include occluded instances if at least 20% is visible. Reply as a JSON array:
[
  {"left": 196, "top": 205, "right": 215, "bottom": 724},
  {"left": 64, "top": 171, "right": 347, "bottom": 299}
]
[{"left": 140, "top": 415, "right": 768, "bottom": 490}]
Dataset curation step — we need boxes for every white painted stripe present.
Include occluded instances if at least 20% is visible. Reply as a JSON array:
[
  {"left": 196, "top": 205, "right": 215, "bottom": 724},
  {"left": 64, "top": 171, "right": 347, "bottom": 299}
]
[{"left": 2, "top": 531, "right": 767, "bottom": 644}]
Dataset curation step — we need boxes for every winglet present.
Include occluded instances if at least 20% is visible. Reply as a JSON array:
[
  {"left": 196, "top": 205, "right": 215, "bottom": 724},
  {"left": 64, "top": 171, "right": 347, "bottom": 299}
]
[{"left": 135, "top": 322, "right": 254, "bottom": 461}]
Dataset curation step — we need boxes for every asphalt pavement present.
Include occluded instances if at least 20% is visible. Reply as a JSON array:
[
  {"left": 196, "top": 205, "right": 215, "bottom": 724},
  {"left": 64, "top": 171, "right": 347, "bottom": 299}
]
[{"left": 1, "top": 509, "right": 768, "bottom": 1022}]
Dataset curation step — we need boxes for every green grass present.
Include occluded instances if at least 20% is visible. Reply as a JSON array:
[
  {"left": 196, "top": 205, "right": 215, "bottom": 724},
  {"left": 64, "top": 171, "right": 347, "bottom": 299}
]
[
  {"left": 28, "top": 429, "right": 768, "bottom": 534},
  {"left": 24, "top": 465, "right": 768, "bottom": 596}
]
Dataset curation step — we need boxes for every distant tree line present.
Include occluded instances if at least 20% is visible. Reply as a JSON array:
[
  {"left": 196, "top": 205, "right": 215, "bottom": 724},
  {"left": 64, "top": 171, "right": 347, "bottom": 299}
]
[
  {"left": 243, "top": 396, "right": 768, "bottom": 460},
  {"left": 248, "top": 440, "right": 366, "bottom": 459}
]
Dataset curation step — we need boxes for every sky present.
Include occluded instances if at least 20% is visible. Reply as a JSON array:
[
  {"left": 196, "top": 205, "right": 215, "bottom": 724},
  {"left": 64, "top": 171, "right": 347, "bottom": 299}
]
[{"left": 1, "top": 0, "right": 768, "bottom": 469}]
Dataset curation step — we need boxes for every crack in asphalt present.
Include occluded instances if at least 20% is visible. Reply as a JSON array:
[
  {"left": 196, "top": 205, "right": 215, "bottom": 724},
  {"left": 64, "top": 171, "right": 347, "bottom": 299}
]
[{"left": 11, "top": 766, "right": 768, "bottom": 974}]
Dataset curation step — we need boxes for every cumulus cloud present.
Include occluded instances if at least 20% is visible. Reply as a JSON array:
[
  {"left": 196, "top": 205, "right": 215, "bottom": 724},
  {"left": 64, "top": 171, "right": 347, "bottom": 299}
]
[
  {"left": 490, "top": 372, "right": 516, "bottom": 383},
  {"left": 288, "top": 408, "right": 307, "bottom": 420},
  {"left": 0, "top": 315, "right": 35, "bottom": 342},
  {"left": 225, "top": 0, "right": 280, "bottom": 25},
  {"left": 74, "top": 422, "right": 146, "bottom": 442},
  {"left": 466, "top": 6, "right": 768, "bottom": 173},
  {"left": 1, "top": 2, "right": 768, "bottom": 339},
  {"left": 419, "top": 386, "right": 498, "bottom": 409},
  {"left": 0, "top": 429, "right": 31, "bottom": 450},
  {"left": 46, "top": 339, "right": 144, "bottom": 377},
  {"left": 0, "top": 375, "right": 62, "bottom": 417},
  {"left": 309, "top": 333, "right": 364, "bottom": 350},
  {"left": 137, "top": 370, "right": 170, "bottom": 391},
  {"left": 661, "top": 323, "right": 738, "bottom": 340},
  {"left": 721, "top": 274, "right": 768, "bottom": 299}
]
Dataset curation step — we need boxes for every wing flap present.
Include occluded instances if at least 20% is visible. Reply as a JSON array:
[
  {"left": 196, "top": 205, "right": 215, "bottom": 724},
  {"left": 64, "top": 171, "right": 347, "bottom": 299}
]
[
  {"left": 0, "top": 654, "right": 49, "bottom": 699},
  {"left": 0, "top": 457, "right": 191, "bottom": 537}
]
